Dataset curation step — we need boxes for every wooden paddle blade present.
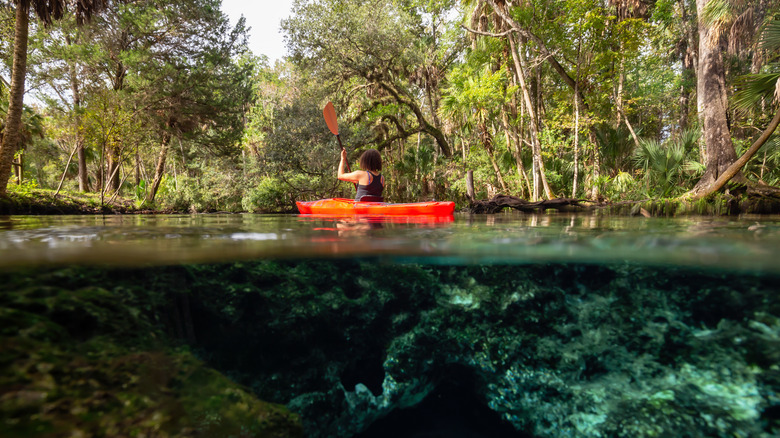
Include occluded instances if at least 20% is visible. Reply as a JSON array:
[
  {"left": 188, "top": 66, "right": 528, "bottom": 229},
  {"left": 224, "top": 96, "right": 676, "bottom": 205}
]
[{"left": 323, "top": 101, "right": 339, "bottom": 136}]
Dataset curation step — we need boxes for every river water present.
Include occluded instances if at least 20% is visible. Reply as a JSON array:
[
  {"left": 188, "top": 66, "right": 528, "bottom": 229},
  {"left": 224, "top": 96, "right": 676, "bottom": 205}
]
[
  {"left": 1, "top": 213, "right": 779, "bottom": 271},
  {"left": 1, "top": 212, "right": 779, "bottom": 437}
]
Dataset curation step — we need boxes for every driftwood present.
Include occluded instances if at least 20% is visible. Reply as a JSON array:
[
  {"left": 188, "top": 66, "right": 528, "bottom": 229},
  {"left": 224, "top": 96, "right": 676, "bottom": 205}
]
[{"left": 469, "top": 194, "right": 593, "bottom": 214}]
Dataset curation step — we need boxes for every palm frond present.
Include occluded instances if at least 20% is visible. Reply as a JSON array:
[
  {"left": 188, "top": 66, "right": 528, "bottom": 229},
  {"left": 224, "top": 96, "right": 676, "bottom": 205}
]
[
  {"left": 733, "top": 73, "right": 780, "bottom": 110},
  {"left": 760, "top": 19, "right": 780, "bottom": 52},
  {"left": 683, "top": 160, "right": 706, "bottom": 175},
  {"left": 701, "top": 0, "right": 733, "bottom": 42},
  {"left": 728, "top": 8, "right": 756, "bottom": 55}
]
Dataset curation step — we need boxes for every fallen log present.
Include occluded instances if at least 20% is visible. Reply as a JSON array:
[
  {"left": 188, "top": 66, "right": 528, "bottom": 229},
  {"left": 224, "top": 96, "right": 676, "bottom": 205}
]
[{"left": 469, "top": 194, "right": 593, "bottom": 214}]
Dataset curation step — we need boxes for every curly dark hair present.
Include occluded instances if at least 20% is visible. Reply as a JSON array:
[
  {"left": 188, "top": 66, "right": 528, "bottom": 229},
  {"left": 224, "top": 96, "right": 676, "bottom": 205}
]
[{"left": 359, "top": 149, "right": 382, "bottom": 172}]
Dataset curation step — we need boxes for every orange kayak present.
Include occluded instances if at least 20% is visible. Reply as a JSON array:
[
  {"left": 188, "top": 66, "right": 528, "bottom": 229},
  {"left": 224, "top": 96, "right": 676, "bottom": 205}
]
[{"left": 296, "top": 198, "right": 455, "bottom": 216}]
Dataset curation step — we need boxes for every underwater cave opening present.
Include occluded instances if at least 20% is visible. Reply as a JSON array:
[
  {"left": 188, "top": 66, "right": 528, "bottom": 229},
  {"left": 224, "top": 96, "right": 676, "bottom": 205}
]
[{"left": 354, "top": 365, "right": 533, "bottom": 438}]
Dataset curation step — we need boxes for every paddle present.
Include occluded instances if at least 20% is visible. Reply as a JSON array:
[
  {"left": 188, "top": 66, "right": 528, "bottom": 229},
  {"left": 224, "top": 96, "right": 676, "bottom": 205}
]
[{"left": 323, "top": 101, "right": 357, "bottom": 190}]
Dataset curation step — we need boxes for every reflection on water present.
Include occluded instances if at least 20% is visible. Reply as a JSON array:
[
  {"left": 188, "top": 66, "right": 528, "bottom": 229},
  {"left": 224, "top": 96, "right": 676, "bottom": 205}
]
[{"left": 0, "top": 213, "right": 779, "bottom": 272}]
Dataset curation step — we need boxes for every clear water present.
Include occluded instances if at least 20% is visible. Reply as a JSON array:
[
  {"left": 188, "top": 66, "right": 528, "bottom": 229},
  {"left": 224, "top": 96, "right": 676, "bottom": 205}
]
[
  {"left": 1, "top": 212, "right": 779, "bottom": 272},
  {"left": 2, "top": 212, "right": 780, "bottom": 438}
]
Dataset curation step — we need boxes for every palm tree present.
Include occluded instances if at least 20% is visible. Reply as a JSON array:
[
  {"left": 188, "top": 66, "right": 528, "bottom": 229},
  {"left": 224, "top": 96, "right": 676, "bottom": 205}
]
[
  {"left": 686, "top": 18, "right": 780, "bottom": 199},
  {"left": 0, "top": 0, "right": 107, "bottom": 196},
  {"left": 687, "top": 0, "right": 778, "bottom": 196}
]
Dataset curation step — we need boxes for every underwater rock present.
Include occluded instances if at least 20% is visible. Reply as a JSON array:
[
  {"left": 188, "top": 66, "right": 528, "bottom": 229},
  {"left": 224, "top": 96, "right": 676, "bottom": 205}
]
[
  {"left": 169, "top": 262, "right": 780, "bottom": 438},
  {"left": 3, "top": 261, "right": 779, "bottom": 438},
  {"left": 0, "top": 280, "right": 303, "bottom": 437}
]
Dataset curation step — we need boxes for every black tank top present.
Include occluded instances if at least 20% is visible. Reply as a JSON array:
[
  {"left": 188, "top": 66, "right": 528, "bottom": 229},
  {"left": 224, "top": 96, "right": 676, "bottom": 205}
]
[{"left": 355, "top": 171, "right": 384, "bottom": 201}]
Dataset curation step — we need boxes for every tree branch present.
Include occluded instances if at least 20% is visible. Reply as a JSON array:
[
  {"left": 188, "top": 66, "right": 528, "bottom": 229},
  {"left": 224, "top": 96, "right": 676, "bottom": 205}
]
[
  {"left": 482, "top": 0, "right": 589, "bottom": 112},
  {"left": 685, "top": 107, "right": 780, "bottom": 200},
  {"left": 461, "top": 25, "right": 514, "bottom": 38}
]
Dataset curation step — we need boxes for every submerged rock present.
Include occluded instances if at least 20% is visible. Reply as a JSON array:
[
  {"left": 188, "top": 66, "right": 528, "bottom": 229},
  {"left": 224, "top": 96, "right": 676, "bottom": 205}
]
[
  {"left": 171, "top": 262, "right": 780, "bottom": 438},
  {"left": 2, "top": 261, "right": 779, "bottom": 438},
  {"left": 0, "top": 278, "right": 302, "bottom": 437}
]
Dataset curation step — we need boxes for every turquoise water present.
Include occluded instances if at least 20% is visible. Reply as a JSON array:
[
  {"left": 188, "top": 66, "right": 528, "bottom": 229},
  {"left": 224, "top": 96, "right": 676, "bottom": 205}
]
[{"left": 2, "top": 212, "right": 780, "bottom": 437}]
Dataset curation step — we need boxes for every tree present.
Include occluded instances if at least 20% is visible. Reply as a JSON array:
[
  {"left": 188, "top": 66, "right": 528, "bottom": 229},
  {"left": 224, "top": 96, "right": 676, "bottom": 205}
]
[
  {"left": 441, "top": 62, "right": 512, "bottom": 192},
  {"left": 685, "top": 0, "right": 780, "bottom": 197},
  {"left": 283, "top": 0, "right": 456, "bottom": 157},
  {"left": 687, "top": 0, "right": 741, "bottom": 195},
  {"left": 686, "top": 17, "right": 780, "bottom": 199},
  {"left": 0, "top": 0, "right": 107, "bottom": 196},
  {"left": 137, "top": 0, "right": 254, "bottom": 203}
]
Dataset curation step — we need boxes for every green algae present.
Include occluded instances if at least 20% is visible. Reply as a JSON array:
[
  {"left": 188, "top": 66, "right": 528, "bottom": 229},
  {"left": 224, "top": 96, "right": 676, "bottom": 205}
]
[
  {"left": 0, "top": 276, "right": 302, "bottom": 437},
  {"left": 600, "top": 191, "right": 780, "bottom": 216},
  {"left": 147, "top": 261, "right": 779, "bottom": 438}
]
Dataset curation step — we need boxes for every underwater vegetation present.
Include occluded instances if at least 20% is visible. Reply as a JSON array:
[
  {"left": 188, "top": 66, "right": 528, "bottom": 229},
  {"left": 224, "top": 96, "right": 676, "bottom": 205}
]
[
  {"left": 1, "top": 261, "right": 779, "bottom": 437},
  {"left": 0, "top": 270, "right": 302, "bottom": 437}
]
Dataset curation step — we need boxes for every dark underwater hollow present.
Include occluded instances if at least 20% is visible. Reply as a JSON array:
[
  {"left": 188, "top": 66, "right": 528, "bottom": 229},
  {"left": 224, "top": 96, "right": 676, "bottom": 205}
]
[
  {"left": 354, "top": 365, "right": 532, "bottom": 438},
  {"left": 131, "top": 260, "right": 780, "bottom": 437}
]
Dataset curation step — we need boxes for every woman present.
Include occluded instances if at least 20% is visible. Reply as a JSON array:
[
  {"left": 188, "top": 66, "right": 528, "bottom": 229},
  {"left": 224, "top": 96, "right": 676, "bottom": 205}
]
[{"left": 338, "top": 148, "right": 385, "bottom": 202}]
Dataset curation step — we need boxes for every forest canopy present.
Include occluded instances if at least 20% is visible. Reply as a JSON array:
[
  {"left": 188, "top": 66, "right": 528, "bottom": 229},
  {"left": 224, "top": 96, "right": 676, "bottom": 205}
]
[{"left": 1, "top": 0, "right": 779, "bottom": 212}]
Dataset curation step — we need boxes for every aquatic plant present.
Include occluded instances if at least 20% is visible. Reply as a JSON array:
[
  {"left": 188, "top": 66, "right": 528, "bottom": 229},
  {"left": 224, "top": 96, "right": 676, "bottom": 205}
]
[{"left": 0, "top": 273, "right": 302, "bottom": 437}]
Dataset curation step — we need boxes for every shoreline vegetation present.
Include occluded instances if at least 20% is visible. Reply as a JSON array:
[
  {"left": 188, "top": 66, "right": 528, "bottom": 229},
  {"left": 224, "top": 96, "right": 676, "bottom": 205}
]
[{"left": 4, "top": 185, "right": 780, "bottom": 217}]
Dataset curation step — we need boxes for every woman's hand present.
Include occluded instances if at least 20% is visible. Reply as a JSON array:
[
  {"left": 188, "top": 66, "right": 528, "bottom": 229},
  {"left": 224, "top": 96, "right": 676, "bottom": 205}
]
[{"left": 340, "top": 148, "right": 347, "bottom": 161}]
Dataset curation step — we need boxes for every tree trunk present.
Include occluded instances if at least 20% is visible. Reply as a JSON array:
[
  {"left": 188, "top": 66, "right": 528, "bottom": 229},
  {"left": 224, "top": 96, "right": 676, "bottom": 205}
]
[
  {"left": 516, "top": 91, "right": 533, "bottom": 197},
  {"left": 616, "top": 57, "right": 624, "bottom": 126},
  {"left": 501, "top": 104, "right": 529, "bottom": 199},
  {"left": 692, "top": 0, "right": 741, "bottom": 192},
  {"left": 479, "top": 121, "right": 507, "bottom": 193},
  {"left": 76, "top": 139, "right": 88, "bottom": 191},
  {"left": 0, "top": 4, "right": 29, "bottom": 196},
  {"left": 507, "top": 33, "right": 552, "bottom": 200},
  {"left": 55, "top": 143, "right": 79, "bottom": 197},
  {"left": 678, "top": 0, "right": 697, "bottom": 132},
  {"left": 573, "top": 73, "right": 580, "bottom": 198},
  {"left": 13, "top": 154, "right": 22, "bottom": 184},
  {"left": 590, "top": 131, "right": 601, "bottom": 200},
  {"left": 147, "top": 131, "right": 171, "bottom": 203},
  {"left": 687, "top": 108, "right": 780, "bottom": 200},
  {"left": 66, "top": 33, "right": 90, "bottom": 192},
  {"left": 135, "top": 150, "right": 141, "bottom": 187},
  {"left": 466, "top": 170, "right": 475, "bottom": 201},
  {"left": 107, "top": 141, "right": 121, "bottom": 192}
]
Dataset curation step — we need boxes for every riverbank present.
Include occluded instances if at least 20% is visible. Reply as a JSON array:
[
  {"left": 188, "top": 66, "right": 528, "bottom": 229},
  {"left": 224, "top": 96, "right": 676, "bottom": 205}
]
[
  {"left": 0, "top": 186, "right": 164, "bottom": 215},
  {"left": 4, "top": 185, "right": 780, "bottom": 216},
  {"left": 468, "top": 191, "right": 780, "bottom": 216}
]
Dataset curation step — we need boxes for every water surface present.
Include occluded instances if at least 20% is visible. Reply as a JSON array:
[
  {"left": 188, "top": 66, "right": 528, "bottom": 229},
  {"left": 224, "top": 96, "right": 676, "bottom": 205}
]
[{"left": 0, "top": 212, "right": 778, "bottom": 271}]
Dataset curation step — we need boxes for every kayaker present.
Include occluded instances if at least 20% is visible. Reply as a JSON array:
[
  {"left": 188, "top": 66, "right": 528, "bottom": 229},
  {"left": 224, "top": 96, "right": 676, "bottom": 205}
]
[{"left": 338, "top": 148, "right": 385, "bottom": 202}]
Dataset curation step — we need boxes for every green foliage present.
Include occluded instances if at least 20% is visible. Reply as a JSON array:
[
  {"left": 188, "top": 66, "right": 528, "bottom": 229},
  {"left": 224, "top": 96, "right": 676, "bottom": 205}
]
[
  {"left": 0, "top": 269, "right": 303, "bottom": 437},
  {"left": 242, "top": 176, "right": 299, "bottom": 213},
  {"left": 156, "top": 167, "right": 245, "bottom": 213},
  {"left": 392, "top": 143, "right": 437, "bottom": 201},
  {"left": 632, "top": 129, "right": 701, "bottom": 198},
  {"left": 733, "top": 19, "right": 780, "bottom": 112},
  {"left": 5, "top": 0, "right": 780, "bottom": 205}
]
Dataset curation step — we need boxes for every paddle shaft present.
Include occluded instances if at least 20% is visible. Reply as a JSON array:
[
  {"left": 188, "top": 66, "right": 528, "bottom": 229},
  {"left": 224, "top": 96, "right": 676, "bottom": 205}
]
[{"left": 336, "top": 135, "right": 351, "bottom": 172}]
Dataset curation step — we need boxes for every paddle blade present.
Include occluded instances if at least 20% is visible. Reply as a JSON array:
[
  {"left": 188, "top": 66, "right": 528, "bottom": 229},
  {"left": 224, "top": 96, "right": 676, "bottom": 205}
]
[{"left": 323, "top": 101, "right": 339, "bottom": 136}]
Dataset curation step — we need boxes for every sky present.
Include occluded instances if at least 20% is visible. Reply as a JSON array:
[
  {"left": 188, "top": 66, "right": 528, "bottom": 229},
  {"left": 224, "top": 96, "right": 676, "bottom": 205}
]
[{"left": 220, "top": 1, "right": 296, "bottom": 64}]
